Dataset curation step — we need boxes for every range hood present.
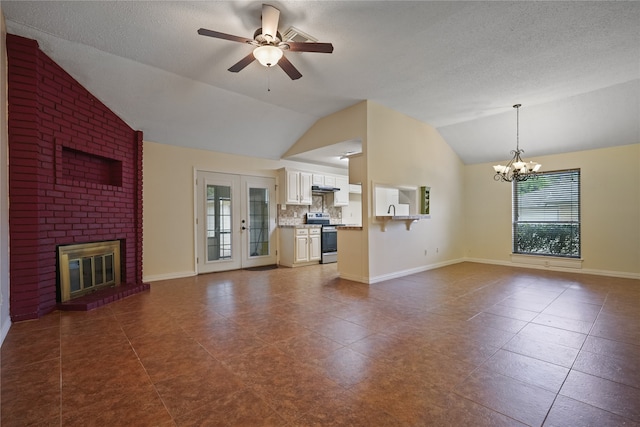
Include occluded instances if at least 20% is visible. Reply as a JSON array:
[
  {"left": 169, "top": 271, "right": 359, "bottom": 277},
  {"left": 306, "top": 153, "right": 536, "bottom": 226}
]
[{"left": 312, "top": 185, "right": 340, "bottom": 193}]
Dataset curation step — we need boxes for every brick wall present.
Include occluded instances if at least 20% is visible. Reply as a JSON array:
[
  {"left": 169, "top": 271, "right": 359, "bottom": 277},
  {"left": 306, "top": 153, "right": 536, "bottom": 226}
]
[{"left": 7, "top": 34, "right": 143, "bottom": 321}]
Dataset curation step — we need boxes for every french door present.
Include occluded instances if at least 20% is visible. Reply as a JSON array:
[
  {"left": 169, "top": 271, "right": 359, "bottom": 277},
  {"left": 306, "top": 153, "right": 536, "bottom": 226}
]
[{"left": 196, "top": 171, "right": 276, "bottom": 273}]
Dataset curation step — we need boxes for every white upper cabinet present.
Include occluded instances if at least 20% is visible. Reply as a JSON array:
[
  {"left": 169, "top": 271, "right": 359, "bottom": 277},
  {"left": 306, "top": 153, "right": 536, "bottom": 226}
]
[
  {"left": 279, "top": 169, "right": 349, "bottom": 206},
  {"left": 279, "top": 169, "right": 312, "bottom": 205},
  {"left": 312, "top": 174, "right": 336, "bottom": 188},
  {"left": 299, "top": 172, "right": 312, "bottom": 204},
  {"left": 334, "top": 175, "right": 349, "bottom": 206}
]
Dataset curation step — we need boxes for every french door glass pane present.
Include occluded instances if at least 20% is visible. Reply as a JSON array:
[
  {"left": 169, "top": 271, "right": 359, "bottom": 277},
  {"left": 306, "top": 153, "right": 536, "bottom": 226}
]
[
  {"left": 249, "top": 187, "right": 269, "bottom": 257},
  {"left": 206, "top": 184, "right": 232, "bottom": 261}
]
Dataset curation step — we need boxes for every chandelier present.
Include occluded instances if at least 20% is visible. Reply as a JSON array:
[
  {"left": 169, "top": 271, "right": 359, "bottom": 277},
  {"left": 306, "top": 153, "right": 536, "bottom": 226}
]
[{"left": 493, "top": 104, "right": 541, "bottom": 182}]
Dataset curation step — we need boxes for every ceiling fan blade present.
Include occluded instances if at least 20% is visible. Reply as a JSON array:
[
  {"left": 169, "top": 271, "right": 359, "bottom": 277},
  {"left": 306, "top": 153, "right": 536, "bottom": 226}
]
[
  {"left": 228, "top": 53, "right": 256, "bottom": 73},
  {"left": 261, "top": 4, "right": 280, "bottom": 41},
  {"left": 197, "top": 28, "right": 255, "bottom": 45},
  {"left": 278, "top": 55, "right": 302, "bottom": 80},
  {"left": 283, "top": 42, "right": 334, "bottom": 54}
]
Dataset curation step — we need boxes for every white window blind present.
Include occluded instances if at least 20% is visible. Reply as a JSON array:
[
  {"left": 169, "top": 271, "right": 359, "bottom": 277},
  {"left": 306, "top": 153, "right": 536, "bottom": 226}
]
[{"left": 513, "top": 169, "right": 581, "bottom": 258}]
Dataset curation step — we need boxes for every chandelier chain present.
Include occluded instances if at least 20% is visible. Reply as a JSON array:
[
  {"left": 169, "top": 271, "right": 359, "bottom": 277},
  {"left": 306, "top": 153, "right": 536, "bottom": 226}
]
[{"left": 515, "top": 104, "right": 520, "bottom": 151}]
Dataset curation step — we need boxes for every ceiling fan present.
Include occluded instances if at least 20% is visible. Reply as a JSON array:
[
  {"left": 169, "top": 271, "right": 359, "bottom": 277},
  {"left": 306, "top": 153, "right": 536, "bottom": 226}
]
[{"left": 197, "top": 3, "right": 333, "bottom": 80}]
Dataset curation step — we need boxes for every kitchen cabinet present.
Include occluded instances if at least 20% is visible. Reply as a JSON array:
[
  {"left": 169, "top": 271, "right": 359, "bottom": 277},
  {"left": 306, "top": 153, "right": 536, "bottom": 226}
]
[
  {"left": 324, "top": 175, "right": 336, "bottom": 187},
  {"left": 312, "top": 174, "right": 336, "bottom": 188},
  {"left": 279, "top": 169, "right": 312, "bottom": 205},
  {"left": 333, "top": 175, "right": 349, "bottom": 206},
  {"left": 308, "top": 229, "right": 322, "bottom": 261},
  {"left": 312, "top": 174, "right": 325, "bottom": 186},
  {"left": 294, "top": 230, "right": 309, "bottom": 263},
  {"left": 279, "top": 226, "right": 321, "bottom": 267}
]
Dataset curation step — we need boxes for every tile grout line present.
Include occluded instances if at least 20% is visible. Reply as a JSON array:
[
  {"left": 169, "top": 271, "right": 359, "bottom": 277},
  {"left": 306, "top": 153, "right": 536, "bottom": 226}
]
[
  {"left": 452, "top": 280, "right": 583, "bottom": 426},
  {"left": 117, "top": 309, "right": 176, "bottom": 425},
  {"left": 539, "top": 287, "right": 611, "bottom": 426}
]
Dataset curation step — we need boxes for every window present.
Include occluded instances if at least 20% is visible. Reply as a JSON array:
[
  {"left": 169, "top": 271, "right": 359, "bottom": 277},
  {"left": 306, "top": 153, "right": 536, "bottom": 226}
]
[{"left": 513, "top": 169, "right": 580, "bottom": 258}]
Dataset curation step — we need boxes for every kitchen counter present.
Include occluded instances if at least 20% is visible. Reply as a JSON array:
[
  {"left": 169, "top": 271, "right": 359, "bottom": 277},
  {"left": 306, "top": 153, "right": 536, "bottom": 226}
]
[
  {"left": 278, "top": 224, "right": 322, "bottom": 229},
  {"left": 375, "top": 214, "right": 431, "bottom": 231},
  {"left": 337, "top": 225, "right": 363, "bottom": 230}
]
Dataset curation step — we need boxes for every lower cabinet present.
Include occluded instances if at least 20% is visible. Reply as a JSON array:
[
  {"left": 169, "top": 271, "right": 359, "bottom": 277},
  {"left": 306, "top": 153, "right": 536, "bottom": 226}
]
[
  {"left": 279, "top": 227, "right": 321, "bottom": 267},
  {"left": 308, "top": 229, "right": 322, "bottom": 261}
]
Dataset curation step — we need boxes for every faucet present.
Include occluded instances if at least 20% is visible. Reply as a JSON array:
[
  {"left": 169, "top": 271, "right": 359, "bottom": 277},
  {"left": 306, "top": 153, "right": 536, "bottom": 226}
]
[{"left": 387, "top": 204, "right": 396, "bottom": 216}]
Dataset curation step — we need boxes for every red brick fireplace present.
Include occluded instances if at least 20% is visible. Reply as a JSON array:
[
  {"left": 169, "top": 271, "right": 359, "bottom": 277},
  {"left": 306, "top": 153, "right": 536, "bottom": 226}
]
[{"left": 7, "top": 34, "right": 145, "bottom": 321}]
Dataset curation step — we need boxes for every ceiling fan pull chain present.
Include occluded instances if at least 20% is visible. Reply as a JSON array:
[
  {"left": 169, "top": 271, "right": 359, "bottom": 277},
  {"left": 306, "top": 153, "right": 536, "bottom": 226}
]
[{"left": 267, "top": 68, "right": 271, "bottom": 92}]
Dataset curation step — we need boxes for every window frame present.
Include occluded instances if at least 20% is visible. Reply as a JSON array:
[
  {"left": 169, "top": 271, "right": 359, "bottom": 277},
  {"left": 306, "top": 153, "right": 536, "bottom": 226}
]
[{"left": 512, "top": 168, "right": 581, "bottom": 258}]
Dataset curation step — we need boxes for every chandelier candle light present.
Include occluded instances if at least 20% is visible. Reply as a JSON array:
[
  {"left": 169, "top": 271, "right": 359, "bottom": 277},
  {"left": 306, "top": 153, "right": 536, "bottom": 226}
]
[{"left": 493, "top": 104, "right": 542, "bottom": 182}]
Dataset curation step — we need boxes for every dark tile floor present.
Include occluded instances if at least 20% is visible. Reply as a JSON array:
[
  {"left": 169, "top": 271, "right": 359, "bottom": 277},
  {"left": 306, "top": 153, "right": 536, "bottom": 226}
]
[{"left": 2, "top": 262, "right": 639, "bottom": 426}]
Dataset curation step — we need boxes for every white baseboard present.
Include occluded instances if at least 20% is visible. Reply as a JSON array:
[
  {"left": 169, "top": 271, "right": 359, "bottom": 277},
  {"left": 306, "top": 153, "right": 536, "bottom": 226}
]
[
  {"left": 364, "top": 258, "right": 465, "bottom": 285},
  {"left": 143, "top": 270, "right": 196, "bottom": 283},
  {"left": 0, "top": 316, "right": 11, "bottom": 347},
  {"left": 465, "top": 257, "right": 640, "bottom": 280},
  {"left": 143, "top": 257, "right": 639, "bottom": 286}
]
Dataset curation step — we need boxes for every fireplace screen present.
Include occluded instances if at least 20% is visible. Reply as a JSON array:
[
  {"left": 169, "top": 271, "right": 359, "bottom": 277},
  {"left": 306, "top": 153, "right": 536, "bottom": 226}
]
[{"left": 58, "top": 240, "right": 121, "bottom": 302}]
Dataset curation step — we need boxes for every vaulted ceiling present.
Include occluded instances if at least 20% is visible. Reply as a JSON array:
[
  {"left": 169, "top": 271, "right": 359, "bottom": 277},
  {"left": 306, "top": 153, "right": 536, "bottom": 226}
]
[{"left": 3, "top": 1, "right": 639, "bottom": 168}]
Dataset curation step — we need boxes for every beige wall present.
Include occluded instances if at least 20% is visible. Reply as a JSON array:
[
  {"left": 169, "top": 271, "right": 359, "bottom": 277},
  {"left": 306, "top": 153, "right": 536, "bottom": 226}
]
[
  {"left": 144, "top": 100, "right": 470, "bottom": 285},
  {"left": 144, "top": 115, "right": 639, "bottom": 283},
  {"left": 465, "top": 144, "right": 640, "bottom": 277},
  {"left": 282, "top": 101, "right": 367, "bottom": 157},
  {"left": 142, "top": 141, "right": 346, "bottom": 281},
  {"left": 365, "top": 101, "right": 466, "bottom": 281}
]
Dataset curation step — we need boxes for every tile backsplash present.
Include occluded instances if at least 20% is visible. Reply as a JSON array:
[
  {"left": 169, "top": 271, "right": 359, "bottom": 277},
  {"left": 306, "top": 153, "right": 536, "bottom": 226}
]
[{"left": 277, "top": 194, "right": 343, "bottom": 225}]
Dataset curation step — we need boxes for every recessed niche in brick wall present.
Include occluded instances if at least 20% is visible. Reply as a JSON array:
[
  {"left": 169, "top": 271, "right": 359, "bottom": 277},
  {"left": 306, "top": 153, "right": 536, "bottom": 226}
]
[{"left": 57, "top": 143, "right": 123, "bottom": 187}]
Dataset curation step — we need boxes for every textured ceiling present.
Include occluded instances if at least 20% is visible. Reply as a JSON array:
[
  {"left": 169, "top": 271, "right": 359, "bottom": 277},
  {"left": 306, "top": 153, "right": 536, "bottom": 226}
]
[{"left": 3, "top": 1, "right": 639, "bottom": 167}]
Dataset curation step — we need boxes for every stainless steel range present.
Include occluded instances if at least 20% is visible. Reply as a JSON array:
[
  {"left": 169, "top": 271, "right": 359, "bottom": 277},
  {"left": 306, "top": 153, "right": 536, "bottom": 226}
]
[{"left": 306, "top": 212, "right": 342, "bottom": 264}]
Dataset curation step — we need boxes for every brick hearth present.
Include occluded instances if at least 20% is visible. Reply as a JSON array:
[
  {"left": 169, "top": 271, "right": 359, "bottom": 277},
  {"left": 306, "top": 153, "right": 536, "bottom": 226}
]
[{"left": 57, "top": 283, "right": 151, "bottom": 311}]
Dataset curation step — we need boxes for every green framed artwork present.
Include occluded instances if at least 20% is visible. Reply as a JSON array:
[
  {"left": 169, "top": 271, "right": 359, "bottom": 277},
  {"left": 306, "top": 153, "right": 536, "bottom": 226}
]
[{"left": 420, "top": 186, "right": 430, "bottom": 214}]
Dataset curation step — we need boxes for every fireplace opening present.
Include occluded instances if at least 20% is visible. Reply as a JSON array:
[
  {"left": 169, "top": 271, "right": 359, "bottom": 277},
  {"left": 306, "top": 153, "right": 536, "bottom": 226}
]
[{"left": 58, "top": 240, "right": 121, "bottom": 302}]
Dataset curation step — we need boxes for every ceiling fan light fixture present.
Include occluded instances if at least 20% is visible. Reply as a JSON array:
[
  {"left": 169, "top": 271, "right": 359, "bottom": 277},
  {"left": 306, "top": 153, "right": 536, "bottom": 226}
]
[
  {"left": 197, "top": 3, "right": 332, "bottom": 80},
  {"left": 253, "top": 45, "right": 283, "bottom": 67}
]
